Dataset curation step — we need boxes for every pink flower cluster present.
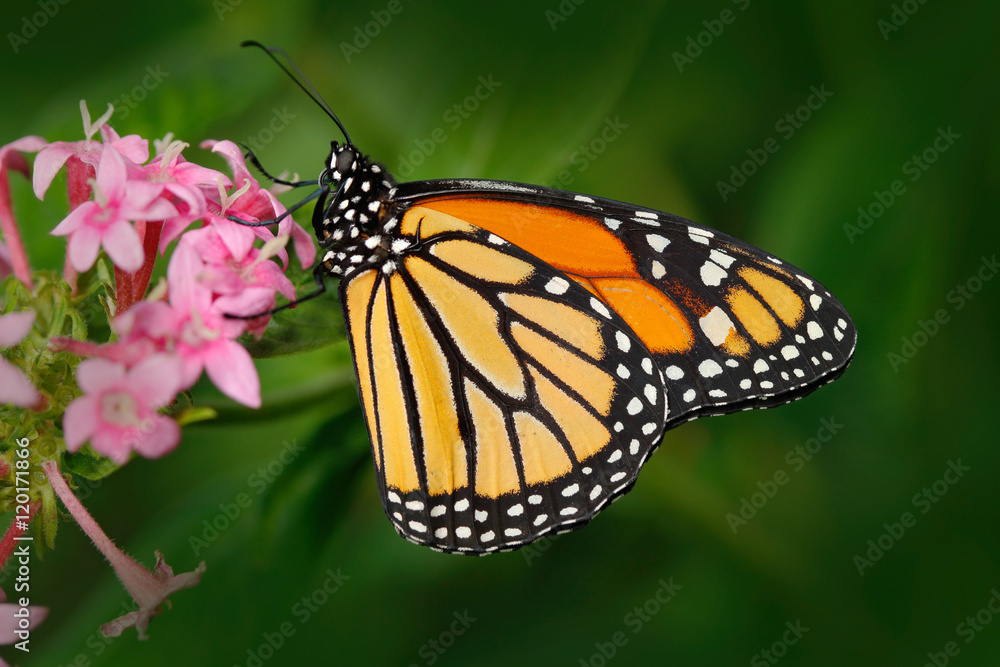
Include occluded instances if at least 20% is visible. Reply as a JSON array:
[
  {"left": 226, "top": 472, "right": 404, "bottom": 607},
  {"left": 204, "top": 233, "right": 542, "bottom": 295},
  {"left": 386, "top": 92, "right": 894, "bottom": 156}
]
[{"left": 13, "top": 102, "right": 315, "bottom": 464}]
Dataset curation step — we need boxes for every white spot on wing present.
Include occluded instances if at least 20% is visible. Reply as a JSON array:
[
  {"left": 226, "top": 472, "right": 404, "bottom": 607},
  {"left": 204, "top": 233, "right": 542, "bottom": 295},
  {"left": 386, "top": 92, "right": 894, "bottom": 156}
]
[
  {"left": 590, "top": 298, "right": 612, "bottom": 319},
  {"left": 700, "top": 261, "right": 727, "bottom": 287},
  {"left": 646, "top": 234, "right": 670, "bottom": 252},
  {"left": 710, "top": 249, "right": 736, "bottom": 268},
  {"left": 699, "top": 307, "right": 735, "bottom": 346},
  {"left": 698, "top": 359, "right": 723, "bottom": 378},
  {"left": 781, "top": 345, "right": 800, "bottom": 360},
  {"left": 545, "top": 277, "right": 570, "bottom": 295}
]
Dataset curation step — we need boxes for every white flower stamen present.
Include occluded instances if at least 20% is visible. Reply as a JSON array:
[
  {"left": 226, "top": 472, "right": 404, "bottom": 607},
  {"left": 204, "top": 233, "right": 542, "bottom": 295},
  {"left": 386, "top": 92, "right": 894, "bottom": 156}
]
[
  {"left": 80, "top": 100, "right": 114, "bottom": 144},
  {"left": 220, "top": 178, "right": 253, "bottom": 213},
  {"left": 153, "top": 132, "right": 176, "bottom": 156}
]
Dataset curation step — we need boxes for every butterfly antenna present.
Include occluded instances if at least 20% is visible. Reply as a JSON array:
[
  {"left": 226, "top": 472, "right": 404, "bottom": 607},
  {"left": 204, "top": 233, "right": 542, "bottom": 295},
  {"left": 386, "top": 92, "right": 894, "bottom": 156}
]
[{"left": 241, "top": 40, "right": 353, "bottom": 146}]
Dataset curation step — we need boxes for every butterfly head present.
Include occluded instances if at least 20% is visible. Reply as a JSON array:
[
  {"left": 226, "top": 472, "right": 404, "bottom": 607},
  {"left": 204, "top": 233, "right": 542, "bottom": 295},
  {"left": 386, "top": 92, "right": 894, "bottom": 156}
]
[{"left": 315, "top": 141, "right": 397, "bottom": 253}]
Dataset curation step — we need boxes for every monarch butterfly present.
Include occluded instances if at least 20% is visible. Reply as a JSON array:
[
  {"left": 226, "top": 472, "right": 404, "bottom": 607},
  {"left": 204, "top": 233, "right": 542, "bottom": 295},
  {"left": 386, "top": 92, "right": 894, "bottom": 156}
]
[{"left": 235, "top": 43, "right": 856, "bottom": 555}]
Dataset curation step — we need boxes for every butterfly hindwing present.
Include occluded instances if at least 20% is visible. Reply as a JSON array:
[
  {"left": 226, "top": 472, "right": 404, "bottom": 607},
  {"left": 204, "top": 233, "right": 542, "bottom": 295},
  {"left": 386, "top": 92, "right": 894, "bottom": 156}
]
[{"left": 339, "top": 206, "right": 668, "bottom": 554}]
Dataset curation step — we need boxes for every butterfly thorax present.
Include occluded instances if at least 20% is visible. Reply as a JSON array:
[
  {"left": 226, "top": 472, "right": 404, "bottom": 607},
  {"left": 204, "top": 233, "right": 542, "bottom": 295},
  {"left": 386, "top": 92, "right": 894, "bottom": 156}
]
[{"left": 316, "top": 142, "right": 406, "bottom": 279}]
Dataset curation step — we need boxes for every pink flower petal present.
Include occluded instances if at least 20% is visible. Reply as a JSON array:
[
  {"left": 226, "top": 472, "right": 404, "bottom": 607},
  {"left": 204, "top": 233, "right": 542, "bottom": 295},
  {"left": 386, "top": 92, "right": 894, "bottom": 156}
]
[
  {"left": 95, "top": 146, "right": 127, "bottom": 202},
  {"left": 204, "top": 340, "right": 260, "bottom": 408},
  {"left": 2, "top": 135, "right": 47, "bottom": 157},
  {"left": 213, "top": 287, "right": 274, "bottom": 318},
  {"left": 290, "top": 219, "right": 316, "bottom": 269},
  {"left": 131, "top": 416, "right": 181, "bottom": 459},
  {"left": 106, "top": 131, "right": 149, "bottom": 165},
  {"left": 63, "top": 394, "right": 99, "bottom": 451},
  {"left": 0, "top": 311, "right": 35, "bottom": 346},
  {"left": 65, "top": 221, "right": 103, "bottom": 272},
  {"left": 166, "top": 242, "right": 208, "bottom": 312},
  {"left": 32, "top": 144, "right": 75, "bottom": 199},
  {"left": 101, "top": 219, "right": 144, "bottom": 272},
  {"left": 209, "top": 218, "right": 255, "bottom": 261},
  {"left": 50, "top": 199, "right": 96, "bottom": 237},
  {"left": 75, "top": 357, "right": 127, "bottom": 394},
  {"left": 90, "top": 427, "right": 131, "bottom": 464},
  {"left": 0, "top": 359, "right": 38, "bottom": 408},
  {"left": 0, "top": 601, "right": 47, "bottom": 645},
  {"left": 125, "top": 354, "right": 182, "bottom": 408}
]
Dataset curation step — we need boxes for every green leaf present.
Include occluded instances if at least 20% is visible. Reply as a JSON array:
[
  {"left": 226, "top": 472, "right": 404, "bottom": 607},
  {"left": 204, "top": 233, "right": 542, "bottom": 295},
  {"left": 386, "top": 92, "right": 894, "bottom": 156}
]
[
  {"left": 61, "top": 448, "right": 120, "bottom": 481},
  {"left": 174, "top": 406, "right": 218, "bottom": 427},
  {"left": 240, "top": 266, "right": 345, "bottom": 358}
]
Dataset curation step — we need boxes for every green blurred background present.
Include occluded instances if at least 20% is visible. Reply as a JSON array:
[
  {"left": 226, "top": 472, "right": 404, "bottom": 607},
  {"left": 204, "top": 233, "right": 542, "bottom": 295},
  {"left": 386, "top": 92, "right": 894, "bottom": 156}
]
[{"left": 2, "top": 0, "right": 998, "bottom": 665}]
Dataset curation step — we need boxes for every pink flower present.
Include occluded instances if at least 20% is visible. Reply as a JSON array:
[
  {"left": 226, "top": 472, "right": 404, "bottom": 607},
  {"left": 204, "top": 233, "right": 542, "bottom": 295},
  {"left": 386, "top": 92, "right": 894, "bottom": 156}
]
[
  {"left": 51, "top": 146, "right": 177, "bottom": 273},
  {"left": 161, "top": 243, "right": 262, "bottom": 407},
  {"left": 133, "top": 139, "right": 227, "bottom": 252},
  {"left": 203, "top": 140, "right": 315, "bottom": 269},
  {"left": 42, "top": 460, "right": 205, "bottom": 640},
  {"left": 32, "top": 101, "right": 149, "bottom": 200},
  {"left": 101, "top": 243, "right": 263, "bottom": 408},
  {"left": 63, "top": 354, "right": 182, "bottom": 463},
  {"left": 0, "top": 311, "right": 39, "bottom": 408},
  {"left": 180, "top": 223, "right": 295, "bottom": 334}
]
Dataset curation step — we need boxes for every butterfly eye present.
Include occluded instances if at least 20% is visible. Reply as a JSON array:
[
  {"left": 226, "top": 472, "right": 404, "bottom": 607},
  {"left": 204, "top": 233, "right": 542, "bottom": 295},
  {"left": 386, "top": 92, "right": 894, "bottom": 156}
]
[{"left": 336, "top": 150, "right": 355, "bottom": 174}]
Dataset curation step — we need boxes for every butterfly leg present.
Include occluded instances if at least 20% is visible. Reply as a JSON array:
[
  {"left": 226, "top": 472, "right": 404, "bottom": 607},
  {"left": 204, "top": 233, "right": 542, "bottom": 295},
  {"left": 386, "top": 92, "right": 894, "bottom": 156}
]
[
  {"left": 226, "top": 187, "right": 324, "bottom": 227},
  {"left": 223, "top": 264, "right": 329, "bottom": 320},
  {"left": 239, "top": 143, "right": 318, "bottom": 188}
]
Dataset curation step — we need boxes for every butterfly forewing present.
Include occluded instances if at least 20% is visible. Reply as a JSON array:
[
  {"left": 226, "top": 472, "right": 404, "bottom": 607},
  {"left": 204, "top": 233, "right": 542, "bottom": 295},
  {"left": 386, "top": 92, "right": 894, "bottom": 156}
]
[
  {"left": 340, "top": 207, "right": 668, "bottom": 553},
  {"left": 395, "top": 180, "right": 857, "bottom": 427}
]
